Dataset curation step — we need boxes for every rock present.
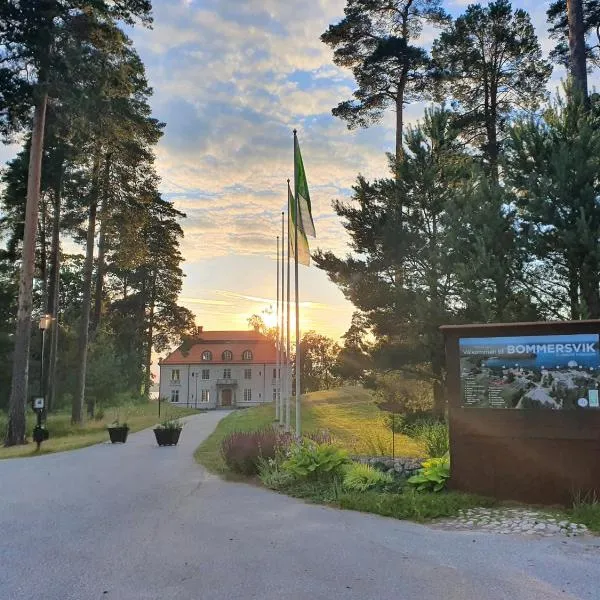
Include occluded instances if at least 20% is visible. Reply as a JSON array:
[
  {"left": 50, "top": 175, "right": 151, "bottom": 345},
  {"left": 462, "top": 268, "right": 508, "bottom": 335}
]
[{"left": 534, "top": 523, "right": 546, "bottom": 531}]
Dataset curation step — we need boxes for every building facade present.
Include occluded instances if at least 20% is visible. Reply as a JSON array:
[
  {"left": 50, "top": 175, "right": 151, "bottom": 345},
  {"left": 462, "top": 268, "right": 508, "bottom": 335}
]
[{"left": 158, "top": 329, "right": 279, "bottom": 409}]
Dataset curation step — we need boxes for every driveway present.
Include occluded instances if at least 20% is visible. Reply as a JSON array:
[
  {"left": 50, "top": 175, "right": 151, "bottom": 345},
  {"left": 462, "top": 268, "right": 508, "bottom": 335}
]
[{"left": 0, "top": 412, "right": 598, "bottom": 600}]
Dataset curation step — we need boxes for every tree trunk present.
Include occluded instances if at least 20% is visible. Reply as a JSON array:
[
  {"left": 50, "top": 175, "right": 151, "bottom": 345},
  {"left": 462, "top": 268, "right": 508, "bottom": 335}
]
[
  {"left": 72, "top": 152, "right": 101, "bottom": 425},
  {"left": 567, "top": 0, "right": 589, "bottom": 101},
  {"left": 143, "top": 271, "right": 157, "bottom": 397},
  {"left": 431, "top": 352, "right": 446, "bottom": 419},
  {"left": 580, "top": 256, "right": 600, "bottom": 318},
  {"left": 46, "top": 163, "right": 63, "bottom": 412},
  {"left": 5, "top": 92, "right": 48, "bottom": 446},
  {"left": 92, "top": 155, "right": 111, "bottom": 333},
  {"left": 568, "top": 260, "right": 580, "bottom": 319}
]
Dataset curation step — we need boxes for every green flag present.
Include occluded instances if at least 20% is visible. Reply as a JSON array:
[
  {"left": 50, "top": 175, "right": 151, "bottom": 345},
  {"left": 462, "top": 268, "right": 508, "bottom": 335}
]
[
  {"left": 289, "top": 182, "right": 310, "bottom": 266},
  {"left": 294, "top": 133, "right": 316, "bottom": 238}
]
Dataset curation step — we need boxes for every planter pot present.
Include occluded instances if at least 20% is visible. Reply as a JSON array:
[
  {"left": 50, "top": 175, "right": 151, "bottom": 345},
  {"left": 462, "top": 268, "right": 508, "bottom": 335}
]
[
  {"left": 108, "top": 426, "right": 129, "bottom": 444},
  {"left": 154, "top": 428, "right": 182, "bottom": 446}
]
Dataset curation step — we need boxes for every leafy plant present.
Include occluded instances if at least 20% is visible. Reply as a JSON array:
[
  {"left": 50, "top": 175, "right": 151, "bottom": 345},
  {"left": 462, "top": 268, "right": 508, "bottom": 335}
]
[
  {"left": 282, "top": 440, "right": 349, "bottom": 480},
  {"left": 407, "top": 454, "right": 450, "bottom": 493},
  {"left": 409, "top": 420, "right": 449, "bottom": 458},
  {"left": 156, "top": 417, "right": 182, "bottom": 431},
  {"left": 221, "top": 430, "right": 281, "bottom": 475},
  {"left": 257, "top": 457, "right": 295, "bottom": 490},
  {"left": 343, "top": 462, "right": 394, "bottom": 492}
]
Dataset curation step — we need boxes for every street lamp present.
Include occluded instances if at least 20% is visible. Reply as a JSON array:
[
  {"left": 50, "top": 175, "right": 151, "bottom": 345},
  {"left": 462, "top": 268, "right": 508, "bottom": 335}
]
[
  {"left": 32, "top": 314, "right": 53, "bottom": 450},
  {"left": 39, "top": 314, "right": 52, "bottom": 415}
]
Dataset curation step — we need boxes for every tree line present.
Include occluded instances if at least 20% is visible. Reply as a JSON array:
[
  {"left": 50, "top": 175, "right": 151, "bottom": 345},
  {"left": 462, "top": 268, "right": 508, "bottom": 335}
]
[
  {"left": 317, "top": 0, "right": 600, "bottom": 415},
  {"left": 0, "top": 1, "right": 195, "bottom": 445}
]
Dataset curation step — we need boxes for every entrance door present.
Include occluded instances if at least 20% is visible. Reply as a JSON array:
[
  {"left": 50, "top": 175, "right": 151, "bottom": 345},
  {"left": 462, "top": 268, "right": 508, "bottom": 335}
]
[{"left": 221, "top": 389, "right": 232, "bottom": 407}]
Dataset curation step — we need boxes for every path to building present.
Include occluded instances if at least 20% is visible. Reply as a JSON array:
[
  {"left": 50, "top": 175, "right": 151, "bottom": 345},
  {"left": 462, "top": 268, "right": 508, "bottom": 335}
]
[{"left": 1, "top": 412, "right": 598, "bottom": 600}]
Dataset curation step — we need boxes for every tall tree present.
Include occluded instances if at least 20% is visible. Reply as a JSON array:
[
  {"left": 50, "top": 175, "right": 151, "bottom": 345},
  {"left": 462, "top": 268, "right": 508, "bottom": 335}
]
[
  {"left": 321, "top": 0, "right": 449, "bottom": 168},
  {"left": 298, "top": 331, "right": 341, "bottom": 392},
  {"left": 548, "top": 0, "right": 598, "bottom": 89},
  {"left": 506, "top": 94, "right": 600, "bottom": 318},
  {"left": 315, "top": 108, "right": 470, "bottom": 415},
  {"left": 1, "top": 0, "right": 153, "bottom": 444},
  {"left": 432, "top": 0, "right": 551, "bottom": 177}
]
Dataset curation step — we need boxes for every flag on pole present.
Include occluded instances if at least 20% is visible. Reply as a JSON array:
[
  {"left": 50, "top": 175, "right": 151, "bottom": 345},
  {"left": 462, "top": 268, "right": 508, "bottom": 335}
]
[
  {"left": 288, "top": 182, "right": 310, "bottom": 266},
  {"left": 294, "top": 135, "right": 316, "bottom": 238}
]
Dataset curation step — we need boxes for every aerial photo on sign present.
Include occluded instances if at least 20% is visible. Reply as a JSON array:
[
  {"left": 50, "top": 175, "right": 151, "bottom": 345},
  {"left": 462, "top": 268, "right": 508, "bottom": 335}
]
[{"left": 459, "top": 334, "right": 600, "bottom": 410}]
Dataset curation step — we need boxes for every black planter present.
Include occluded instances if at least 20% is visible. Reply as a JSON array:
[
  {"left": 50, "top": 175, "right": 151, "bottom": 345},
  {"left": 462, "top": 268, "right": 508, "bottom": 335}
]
[
  {"left": 108, "top": 426, "right": 129, "bottom": 444},
  {"left": 154, "top": 427, "right": 182, "bottom": 446}
]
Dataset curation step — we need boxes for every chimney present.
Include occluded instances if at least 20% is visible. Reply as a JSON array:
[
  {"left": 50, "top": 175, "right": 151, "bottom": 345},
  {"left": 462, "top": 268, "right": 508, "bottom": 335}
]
[{"left": 197, "top": 325, "right": 203, "bottom": 334}]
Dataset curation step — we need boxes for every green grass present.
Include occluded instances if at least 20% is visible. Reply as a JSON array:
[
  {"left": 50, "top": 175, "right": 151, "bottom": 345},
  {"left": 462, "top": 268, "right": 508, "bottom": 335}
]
[
  {"left": 194, "top": 387, "right": 425, "bottom": 476},
  {"left": 0, "top": 402, "right": 199, "bottom": 459},
  {"left": 338, "top": 488, "right": 497, "bottom": 522},
  {"left": 568, "top": 494, "right": 600, "bottom": 533},
  {"left": 193, "top": 388, "right": 500, "bottom": 524}
]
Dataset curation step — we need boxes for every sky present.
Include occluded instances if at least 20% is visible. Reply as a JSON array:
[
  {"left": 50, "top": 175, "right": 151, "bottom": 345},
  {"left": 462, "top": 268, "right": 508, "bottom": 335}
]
[{"left": 0, "top": 0, "right": 584, "bottom": 343}]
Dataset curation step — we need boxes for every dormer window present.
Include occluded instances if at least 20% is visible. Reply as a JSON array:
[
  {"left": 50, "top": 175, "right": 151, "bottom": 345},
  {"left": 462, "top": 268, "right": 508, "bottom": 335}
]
[
  {"left": 222, "top": 350, "right": 233, "bottom": 361},
  {"left": 242, "top": 350, "right": 253, "bottom": 361},
  {"left": 202, "top": 350, "right": 212, "bottom": 361}
]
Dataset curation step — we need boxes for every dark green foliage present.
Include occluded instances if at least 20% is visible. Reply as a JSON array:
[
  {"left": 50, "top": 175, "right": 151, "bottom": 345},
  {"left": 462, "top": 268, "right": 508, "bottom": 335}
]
[
  {"left": 343, "top": 462, "right": 394, "bottom": 492},
  {"left": 338, "top": 488, "right": 496, "bottom": 522},
  {"left": 321, "top": 0, "right": 450, "bottom": 160},
  {"left": 547, "top": 0, "right": 600, "bottom": 68},
  {"left": 506, "top": 93, "right": 600, "bottom": 318},
  {"left": 282, "top": 440, "right": 350, "bottom": 480},
  {"left": 299, "top": 331, "right": 341, "bottom": 392},
  {"left": 569, "top": 492, "right": 600, "bottom": 533},
  {"left": 432, "top": 0, "right": 551, "bottom": 172}
]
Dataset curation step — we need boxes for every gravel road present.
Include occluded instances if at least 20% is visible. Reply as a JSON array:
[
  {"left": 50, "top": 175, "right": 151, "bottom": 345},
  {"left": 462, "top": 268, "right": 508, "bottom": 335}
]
[{"left": 1, "top": 411, "right": 598, "bottom": 600}]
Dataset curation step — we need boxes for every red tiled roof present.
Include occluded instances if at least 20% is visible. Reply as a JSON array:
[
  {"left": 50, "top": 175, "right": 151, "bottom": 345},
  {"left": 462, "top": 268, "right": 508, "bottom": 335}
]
[{"left": 160, "top": 330, "right": 277, "bottom": 365}]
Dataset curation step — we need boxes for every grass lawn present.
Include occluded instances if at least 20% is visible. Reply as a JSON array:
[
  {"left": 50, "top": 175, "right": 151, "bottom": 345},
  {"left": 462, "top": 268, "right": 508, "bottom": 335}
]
[
  {"left": 0, "top": 402, "right": 199, "bottom": 459},
  {"left": 194, "top": 386, "right": 424, "bottom": 475}
]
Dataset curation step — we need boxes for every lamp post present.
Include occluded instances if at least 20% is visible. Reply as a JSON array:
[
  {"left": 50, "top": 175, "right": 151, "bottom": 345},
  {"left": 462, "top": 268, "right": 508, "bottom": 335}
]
[{"left": 39, "top": 314, "right": 52, "bottom": 420}]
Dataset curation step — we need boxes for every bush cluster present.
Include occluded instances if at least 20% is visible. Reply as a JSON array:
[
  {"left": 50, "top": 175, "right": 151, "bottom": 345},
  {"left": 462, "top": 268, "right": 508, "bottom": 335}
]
[{"left": 221, "top": 429, "right": 283, "bottom": 475}]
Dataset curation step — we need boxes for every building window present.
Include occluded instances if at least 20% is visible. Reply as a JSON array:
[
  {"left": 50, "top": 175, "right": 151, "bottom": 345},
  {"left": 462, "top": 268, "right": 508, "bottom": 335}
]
[
  {"left": 202, "top": 350, "right": 212, "bottom": 361},
  {"left": 201, "top": 389, "right": 209, "bottom": 402},
  {"left": 171, "top": 369, "right": 180, "bottom": 381},
  {"left": 242, "top": 349, "right": 253, "bottom": 361},
  {"left": 202, "top": 369, "right": 210, "bottom": 380},
  {"left": 244, "top": 368, "right": 252, "bottom": 380},
  {"left": 273, "top": 368, "right": 277, "bottom": 379},
  {"left": 223, "top": 368, "right": 231, "bottom": 379},
  {"left": 222, "top": 350, "right": 233, "bottom": 361},
  {"left": 244, "top": 389, "right": 252, "bottom": 402},
  {"left": 273, "top": 388, "right": 280, "bottom": 401},
  {"left": 171, "top": 389, "right": 179, "bottom": 403}
]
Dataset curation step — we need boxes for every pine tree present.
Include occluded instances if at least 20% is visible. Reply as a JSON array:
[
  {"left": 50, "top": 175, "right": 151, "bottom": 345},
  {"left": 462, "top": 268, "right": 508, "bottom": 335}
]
[{"left": 432, "top": 0, "right": 551, "bottom": 177}]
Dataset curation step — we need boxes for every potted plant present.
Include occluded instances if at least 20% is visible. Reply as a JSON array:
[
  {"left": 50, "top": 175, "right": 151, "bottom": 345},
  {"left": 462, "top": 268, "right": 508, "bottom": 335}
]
[
  {"left": 154, "top": 418, "right": 183, "bottom": 446},
  {"left": 107, "top": 418, "right": 129, "bottom": 444}
]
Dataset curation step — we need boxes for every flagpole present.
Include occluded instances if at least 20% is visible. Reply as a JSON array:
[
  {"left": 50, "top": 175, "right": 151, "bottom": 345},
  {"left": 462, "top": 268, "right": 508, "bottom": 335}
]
[
  {"left": 280, "top": 211, "right": 285, "bottom": 424},
  {"left": 285, "top": 180, "right": 291, "bottom": 432},
  {"left": 293, "top": 130, "right": 301, "bottom": 437},
  {"left": 275, "top": 235, "right": 280, "bottom": 422}
]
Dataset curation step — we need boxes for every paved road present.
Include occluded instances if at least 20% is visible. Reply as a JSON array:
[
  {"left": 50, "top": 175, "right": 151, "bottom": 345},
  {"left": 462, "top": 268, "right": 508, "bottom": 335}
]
[{"left": 1, "top": 412, "right": 598, "bottom": 600}]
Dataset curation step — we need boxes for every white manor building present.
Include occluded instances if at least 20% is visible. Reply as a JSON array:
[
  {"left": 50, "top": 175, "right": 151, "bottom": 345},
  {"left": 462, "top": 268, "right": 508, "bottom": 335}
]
[{"left": 159, "top": 328, "right": 279, "bottom": 409}]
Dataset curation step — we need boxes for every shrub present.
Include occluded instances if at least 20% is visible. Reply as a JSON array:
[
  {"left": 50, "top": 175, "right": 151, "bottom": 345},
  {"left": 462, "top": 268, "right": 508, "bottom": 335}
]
[
  {"left": 407, "top": 454, "right": 450, "bottom": 492},
  {"left": 410, "top": 420, "right": 449, "bottom": 458},
  {"left": 221, "top": 429, "right": 281, "bottom": 475},
  {"left": 257, "top": 458, "right": 295, "bottom": 490},
  {"left": 282, "top": 440, "right": 349, "bottom": 480},
  {"left": 343, "top": 463, "right": 394, "bottom": 492}
]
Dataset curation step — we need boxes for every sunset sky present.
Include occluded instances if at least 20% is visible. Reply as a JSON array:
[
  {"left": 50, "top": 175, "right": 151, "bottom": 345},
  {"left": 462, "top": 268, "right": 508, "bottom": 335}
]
[{"left": 0, "top": 1, "right": 585, "bottom": 344}]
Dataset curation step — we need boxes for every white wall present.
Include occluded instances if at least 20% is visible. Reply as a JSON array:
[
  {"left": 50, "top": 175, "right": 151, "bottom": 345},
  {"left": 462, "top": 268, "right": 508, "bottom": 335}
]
[{"left": 159, "top": 363, "right": 281, "bottom": 408}]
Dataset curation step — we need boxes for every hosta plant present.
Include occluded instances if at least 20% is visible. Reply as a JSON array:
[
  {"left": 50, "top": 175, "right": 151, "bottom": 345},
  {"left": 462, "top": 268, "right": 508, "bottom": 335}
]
[
  {"left": 282, "top": 440, "right": 349, "bottom": 479},
  {"left": 407, "top": 454, "right": 450, "bottom": 493},
  {"left": 343, "top": 463, "right": 394, "bottom": 492}
]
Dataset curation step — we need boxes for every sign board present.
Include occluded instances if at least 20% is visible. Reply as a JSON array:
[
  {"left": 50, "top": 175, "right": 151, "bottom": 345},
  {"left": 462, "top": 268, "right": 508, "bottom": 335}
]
[
  {"left": 459, "top": 333, "right": 600, "bottom": 409},
  {"left": 33, "top": 397, "right": 45, "bottom": 410}
]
